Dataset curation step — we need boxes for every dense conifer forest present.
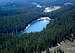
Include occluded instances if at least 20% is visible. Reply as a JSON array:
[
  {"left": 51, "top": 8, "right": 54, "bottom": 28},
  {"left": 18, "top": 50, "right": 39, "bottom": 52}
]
[
  {"left": 0, "top": 0, "right": 75, "bottom": 53},
  {"left": 0, "top": 6, "right": 75, "bottom": 53}
]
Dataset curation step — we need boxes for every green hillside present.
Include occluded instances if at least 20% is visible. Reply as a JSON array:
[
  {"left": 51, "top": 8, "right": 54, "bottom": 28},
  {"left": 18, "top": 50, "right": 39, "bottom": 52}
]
[{"left": 0, "top": 7, "right": 75, "bottom": 53}]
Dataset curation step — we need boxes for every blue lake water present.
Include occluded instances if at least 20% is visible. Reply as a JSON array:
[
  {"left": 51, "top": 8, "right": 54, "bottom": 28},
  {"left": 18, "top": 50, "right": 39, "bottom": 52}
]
[{"left": 25, "top": 20, "right": 50, "bottom": 33}]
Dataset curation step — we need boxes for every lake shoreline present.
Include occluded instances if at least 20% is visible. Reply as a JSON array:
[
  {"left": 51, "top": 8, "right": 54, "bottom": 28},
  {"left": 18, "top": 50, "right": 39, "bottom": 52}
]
[{"left": 24, "top": 17, "right": 51, "bottom": 33}]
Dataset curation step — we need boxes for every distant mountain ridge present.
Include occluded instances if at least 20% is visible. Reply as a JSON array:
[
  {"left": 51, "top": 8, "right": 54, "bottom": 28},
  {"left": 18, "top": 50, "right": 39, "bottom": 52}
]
[{"left": 0, "top": 0, "right": 75, "bottom": 9}]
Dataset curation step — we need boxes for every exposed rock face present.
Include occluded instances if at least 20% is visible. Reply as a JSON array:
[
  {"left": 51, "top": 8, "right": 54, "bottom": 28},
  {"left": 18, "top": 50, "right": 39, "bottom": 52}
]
[{"left": 41, "top": 39, "right": 75, "bottom": 53}]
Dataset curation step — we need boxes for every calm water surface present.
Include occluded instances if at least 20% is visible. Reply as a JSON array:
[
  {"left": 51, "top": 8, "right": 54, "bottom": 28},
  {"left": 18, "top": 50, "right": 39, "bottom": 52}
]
[{"left": 25, "top": 20, "right": 50, "bottom": 33}]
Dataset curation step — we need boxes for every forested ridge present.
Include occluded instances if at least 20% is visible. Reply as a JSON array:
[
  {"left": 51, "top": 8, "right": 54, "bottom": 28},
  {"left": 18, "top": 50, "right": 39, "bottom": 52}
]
[
  {"left": 0, "top": 6, "right": 75, "bottom": 53},
  {"left": 0, "top": 4, "right": 43, "bottom": 33},
  {"left": 0, "top": 0, "right": 75, "bottom": 33}
]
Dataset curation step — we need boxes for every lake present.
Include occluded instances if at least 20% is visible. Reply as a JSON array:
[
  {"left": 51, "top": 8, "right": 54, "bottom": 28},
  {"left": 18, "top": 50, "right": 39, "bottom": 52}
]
[{"left": 24, "top": 17, "right": 51, "bottom": 33}]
